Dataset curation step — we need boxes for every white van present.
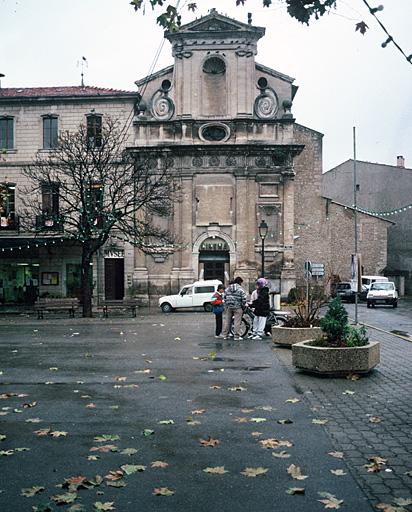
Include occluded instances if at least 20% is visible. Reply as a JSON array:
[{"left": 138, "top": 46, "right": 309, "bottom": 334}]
[
  {"left": 159, "top": 280, "right": 222, "bottom": 313},
  {"left": 360, "top": 275, "right": 389, "bottom": 300}
]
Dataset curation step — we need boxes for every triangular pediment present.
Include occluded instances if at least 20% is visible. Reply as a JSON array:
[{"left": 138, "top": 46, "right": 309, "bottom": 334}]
[{"left": 176, "top": 9, "right": 265, "bottom": 37}]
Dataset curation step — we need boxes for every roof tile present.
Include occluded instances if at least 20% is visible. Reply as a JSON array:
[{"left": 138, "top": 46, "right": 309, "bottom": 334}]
[{"left": 0, "top": 86, "right": 137, "bottom": 98}]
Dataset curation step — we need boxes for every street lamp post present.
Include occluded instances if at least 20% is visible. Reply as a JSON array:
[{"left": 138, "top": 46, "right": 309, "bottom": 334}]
[{"left": 258, "top": 220, "right": 268, "bottom": 277}]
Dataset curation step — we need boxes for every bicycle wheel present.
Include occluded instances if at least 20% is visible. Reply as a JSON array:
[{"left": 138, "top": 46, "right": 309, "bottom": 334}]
[{"left": 230, "top": 318, "right": 250, "bottom": 337}]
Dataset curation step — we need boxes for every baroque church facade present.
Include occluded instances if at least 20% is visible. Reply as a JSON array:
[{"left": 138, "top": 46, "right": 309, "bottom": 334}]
[{"left": 0, "top": 10, "right": 390, "bottom": 306}]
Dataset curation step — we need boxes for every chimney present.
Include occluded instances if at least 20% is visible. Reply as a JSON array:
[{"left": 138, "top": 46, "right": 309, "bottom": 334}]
[{"left": 397, "top": 155, "right": 405, "bottom": 168}]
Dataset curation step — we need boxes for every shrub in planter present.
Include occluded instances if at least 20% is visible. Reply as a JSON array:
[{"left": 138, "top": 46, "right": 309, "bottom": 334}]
[
  {"left": 284, "top": 284, "right": 326, "bottom": 328},
  {"left": 315, "top": 296, "right": 368, "bottom": 347}
]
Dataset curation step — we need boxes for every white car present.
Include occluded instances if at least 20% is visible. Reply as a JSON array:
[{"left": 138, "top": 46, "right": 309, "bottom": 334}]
[
  {"left": 159, "top": 280, "right": 222, "bottom": 313},
  {"left": 367, "top": 281, "right": 398, "bottom": 308}
]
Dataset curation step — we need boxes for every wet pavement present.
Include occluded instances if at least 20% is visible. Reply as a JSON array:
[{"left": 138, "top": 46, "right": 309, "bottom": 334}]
[{"left": 0, "top": 309, "right": 410, "bottom": 511}]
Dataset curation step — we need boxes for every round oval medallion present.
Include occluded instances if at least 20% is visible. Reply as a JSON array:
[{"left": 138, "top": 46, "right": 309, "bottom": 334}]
[{"left": 199, "top": 122, "right": 230, "bottom": 143}]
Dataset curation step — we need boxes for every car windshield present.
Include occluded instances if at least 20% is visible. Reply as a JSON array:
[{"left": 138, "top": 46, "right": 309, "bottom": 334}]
[
  {"left": 336, "top": 283, "right": 351, "bottom": 290},
  {"left": 371, "top": 283, "right": 393, "bottom": 291}
]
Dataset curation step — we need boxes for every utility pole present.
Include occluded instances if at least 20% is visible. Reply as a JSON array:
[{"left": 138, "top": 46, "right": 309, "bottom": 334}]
[{"left": 353, "top": 127, "right": 358, "bottom": 325}]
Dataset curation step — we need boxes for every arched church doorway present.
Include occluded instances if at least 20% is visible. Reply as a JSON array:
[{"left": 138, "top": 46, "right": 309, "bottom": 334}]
[{"left": 199, "top": 237, "right": 229, "bottom": 283}]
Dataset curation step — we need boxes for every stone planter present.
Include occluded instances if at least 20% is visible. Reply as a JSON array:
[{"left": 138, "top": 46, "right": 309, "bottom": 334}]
[
  {"left": 272, "top": 326, "right": 322, "bottom": 347},
  {"left": 292, "top": 340, "right": 380, "bottom": 375}
]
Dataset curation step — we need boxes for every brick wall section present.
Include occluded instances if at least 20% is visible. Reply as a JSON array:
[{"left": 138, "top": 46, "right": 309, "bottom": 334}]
[{"left": 293, "top": 124, "right": 389, "bottom": 285}]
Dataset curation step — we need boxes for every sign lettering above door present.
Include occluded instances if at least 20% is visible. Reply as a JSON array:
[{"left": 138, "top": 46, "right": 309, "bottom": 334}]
[{"left": 105, "top": 250, "right": 124, "bottom": 259}]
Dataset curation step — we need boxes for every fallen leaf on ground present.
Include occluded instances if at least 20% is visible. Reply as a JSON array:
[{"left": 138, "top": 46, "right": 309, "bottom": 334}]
[
  {"left": 151, "top": 461, "right": 168, "bottom": 468},
  {"left": 330, "top": 469, "right": 347, "bottom": 476},
  {"left": 50, "top": 430, "right": 68, "bottom": 438},
  {"left": 278, "top": 419, "right": 293, "bottom": 424},
  {"left": 364, "top": 456, "right": 387, "bottom": 472},
  {"left": 142, "top": 429, "right": 154, "bottom": 437},
  {"left": 393, "top": 498, "right": 412, "bottom": 506},
  {"left": 376, "top": 504, "right": 408, "bottom": 512},
  {"left": 23, "top": 401, "right": 37, "bottom": 408},
  {"left": 317, "top": 492, "right": 344, "bottom": 509},
  {"left": 255, "top": 405, "right": 274, "bottom": 411},
  {"left": 260, "top": 438, "right": 293, "bottom": 449},
  {"left": 346, "top": 373, "right": 360, "bottom": 381},
  {"left": 342, "top": 390, "right": 355, "bottom": 395},
  {"left": 153, "top": 487, "right": 175, "bottom": 496},
  {"left": 241, "top": 467, "right": 269, "bottom": 477},
  {"left": 200, "top": 437, "right": 220, "bottom": 447},
  {"left": 228, "top": 386, "right": 247, "bottom": 392},
  {"left": 52, "top": 492, "right": 77, "bottom": 505},
  {"left": 158, "top": 375, "right": 167, "bottom": 381},
  {"left": 120, "top": 448, "right": 138, "bottom": 456},
  {"left": 34, "top": 428, "right": 51, "bottom": 437},
  {"left": 287, "top": 464, "right": 308, "bottom": 480},
  {"left": 312, "top": 419, "right": 328, "bottom": 425},
  {"left": 88, "top": 455, "right": 100, "bottom": 461},
  {"left": 0, "top": 449, "right": 14, "bottom": 456},
  {"left": 86, "top": 403, "right": 96, "bottom": 408},
  {"left": 210, "top": 385, "right": 221, "bottom": 390},
  {"left": 0, "top": 434, "right": 6, "bottom": 441},
  {"left": 234, "top": 417, "right": 249, "bottom": 423},
  {"left": 26, "top": 418, "right": 42, "bottom": 423},
  {"left": 49, "top": 367, "right": 58, "bottom": 371},
  {"left": 285, "top": 398, "right": 300, "bottom": 404},
  {"left": 158, "top": 419, "right": 174, "bottom": 425},
  {"left": 241, "top": 408, "right": 254, "bottom": 413},
  {"left": 203, "top": 466, "right": 228, "bottom": 474},
  {"left": 250, "top": 417, "right": 267, "bottom": 423},
  {"left": 272, "top": 450, "right": 291, "bottom": 459},
  {"left": 67, "top": 505, "right": 87, "bottom": 512},
  {"left": 94, "top": 435, "right": 120, "bottom": 443},
  {"left": 328, "top": 451, "right": 344, "bottom": 459},
  {"left": 369, "top": 416, "right": 382, "bottom": 423},
  {"left": 251, "top": 432, "right": 262, "bottom": 437},
  {"left": 94, "top": 502, "right": 115, "bottom": 511},
  {"left": 105, "top": 470, "right": 124, "bottom": 481},
  {"left": 186, "top": 417, "right": 201, "bottom": 426},
  {"left": 191, "top": 409, "right": 206, "bottom": 415},
  {"left": 21, "top": 486, "right": 45, "bottom": 497},
  {"left": 90, "top": 445, "right": 118, "bottom": 453},
  {"left": 134, "top": 369, "right": 151, "bottom": 374},
  {"left": 115, "top": 376, "right": 127, "bottom": 382},
  {"left": 286, "top": 487, "right": 305, "bottom": 495},
  {"left": 120, "top": 464, "right": 146, "bottom": 475}
]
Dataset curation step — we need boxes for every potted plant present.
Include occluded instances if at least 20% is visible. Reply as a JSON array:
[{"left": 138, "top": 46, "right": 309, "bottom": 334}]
[
  {"left": 292, "top": 297, "right": 380, "bottom": 375},
  {"left": 272, "top": 284, "right": 324, "bottom": 347}
]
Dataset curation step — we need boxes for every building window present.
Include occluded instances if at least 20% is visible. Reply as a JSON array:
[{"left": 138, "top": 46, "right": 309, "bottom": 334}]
[
  {"left": 0, "top": 183, "right": 17, "bottom": 229},
  {"left": 0, "top": 117, "right": 14, "bottom": 150},
  {"left": 42, "top": 115, "right": 58, "bottom": 149},
  {"left": 41, "top": 182, "right": 59, "bottom": 216},
  {"left": 86, "top": 114, "right": 102, "bottom": 148}
]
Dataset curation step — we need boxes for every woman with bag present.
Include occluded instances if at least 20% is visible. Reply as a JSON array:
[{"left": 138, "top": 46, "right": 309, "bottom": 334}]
[{"left": 210, "top": 284, "right": 225, "bottom": 338}]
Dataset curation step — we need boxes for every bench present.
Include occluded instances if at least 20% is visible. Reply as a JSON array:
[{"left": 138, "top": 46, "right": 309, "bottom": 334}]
[
  {"left": 34, "top": 298, "right": 80, "bottom": 319},
  {"left": 100, "top": 300, "right": 139, "bottom": 318}
]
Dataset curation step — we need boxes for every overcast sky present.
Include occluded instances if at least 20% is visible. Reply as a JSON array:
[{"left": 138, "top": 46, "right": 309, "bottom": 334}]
[{"left": 2, "top": 0, "right": 411, "bottom": 171}]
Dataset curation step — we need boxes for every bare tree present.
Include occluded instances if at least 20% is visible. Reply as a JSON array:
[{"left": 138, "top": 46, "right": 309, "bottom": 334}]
[{"left": 22, "top": 118, "right": 178, "bottom": 317}]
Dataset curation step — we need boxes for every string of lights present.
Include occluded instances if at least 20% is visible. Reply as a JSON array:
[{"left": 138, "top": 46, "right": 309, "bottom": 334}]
[
  {"left": 349, "top": 202, "right": 412, "bottom": 217},
  {"left": 361, "top": 0, "right": 412, "bottom": 65}
]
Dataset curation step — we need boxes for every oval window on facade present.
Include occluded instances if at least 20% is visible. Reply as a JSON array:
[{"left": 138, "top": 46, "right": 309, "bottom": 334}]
[{"left": 199, "top": 123, "right": 230, "bottom": 142}]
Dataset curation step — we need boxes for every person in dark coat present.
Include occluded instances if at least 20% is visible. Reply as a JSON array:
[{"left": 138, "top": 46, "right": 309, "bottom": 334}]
[{"left": 250, "top": 278, "right": 270, "bottom": 340}]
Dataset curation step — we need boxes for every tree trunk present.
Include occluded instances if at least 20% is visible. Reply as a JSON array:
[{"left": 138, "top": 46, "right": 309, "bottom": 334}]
[{"left": 81, "top": 244, "right": 93, "bottom": 317}]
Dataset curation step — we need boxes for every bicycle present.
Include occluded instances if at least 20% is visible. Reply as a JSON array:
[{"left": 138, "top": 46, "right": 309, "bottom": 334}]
[{"left": 229, "top": 306, "right": 290, "bottom": 338}]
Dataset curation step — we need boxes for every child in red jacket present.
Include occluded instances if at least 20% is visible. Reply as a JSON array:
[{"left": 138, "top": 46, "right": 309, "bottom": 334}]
[{"left": 211, "top": 284, "right": 225, "bottom": 338}]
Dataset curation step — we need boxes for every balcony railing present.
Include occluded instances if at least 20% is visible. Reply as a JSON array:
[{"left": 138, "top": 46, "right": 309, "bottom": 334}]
[
  {"left": 35, "top": 214, "right": 64, "bottom": 232},
  {"left": 0, "top": 214, "right": 19, "bottom": 232}
]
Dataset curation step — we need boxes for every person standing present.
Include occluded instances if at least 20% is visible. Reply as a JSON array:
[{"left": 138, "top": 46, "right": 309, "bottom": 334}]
[
  {"left": 211, "top": 284, "right": 225, "bottom": 338},
  {"left": 250, "top": 278, "right": 270, "bottom": 340},
  {"left": 222, "top": 277, "right": 247, "bottom": 340}
]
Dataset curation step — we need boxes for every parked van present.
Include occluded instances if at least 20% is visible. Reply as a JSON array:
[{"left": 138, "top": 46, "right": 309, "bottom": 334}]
[
  {"left": 159, "top": 280, "right": 222, "bottom": 313},
  {"left": 359, "top": 275, "right": 389, "bottom": 301},
  {"left": 367, "top": 281, "right": 398, "bottom": 308}
]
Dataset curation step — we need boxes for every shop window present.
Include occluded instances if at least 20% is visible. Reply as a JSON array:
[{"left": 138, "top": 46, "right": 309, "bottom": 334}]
[
  {"left": 0, "top": 117, "right": 14, "bottom": 150},
  {"left": 42, "top": 115, "right": 58, "bottom": 149},
  {"left": 86, "top": 114, "right": 102, "bottom": 148},
  {"left": 0, "top": 183, "right": 17, "bottom": 230}
]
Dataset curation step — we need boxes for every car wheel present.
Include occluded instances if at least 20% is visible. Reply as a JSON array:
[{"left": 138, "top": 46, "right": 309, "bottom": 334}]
[
  {"left": 203, "top": 303, "right": 213, "bottom": 312},
  {"left": 161, "top": 303, "right": 173, "bottom": 313},
  {"left": 367, "top": 302, "right": 371, "bottom": 309},
  {"left": 371, "top": 303, "right": 376, "bottom": 308},
  {"left": 393, "top": 301, "right": 398, "bottom": 308}
]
